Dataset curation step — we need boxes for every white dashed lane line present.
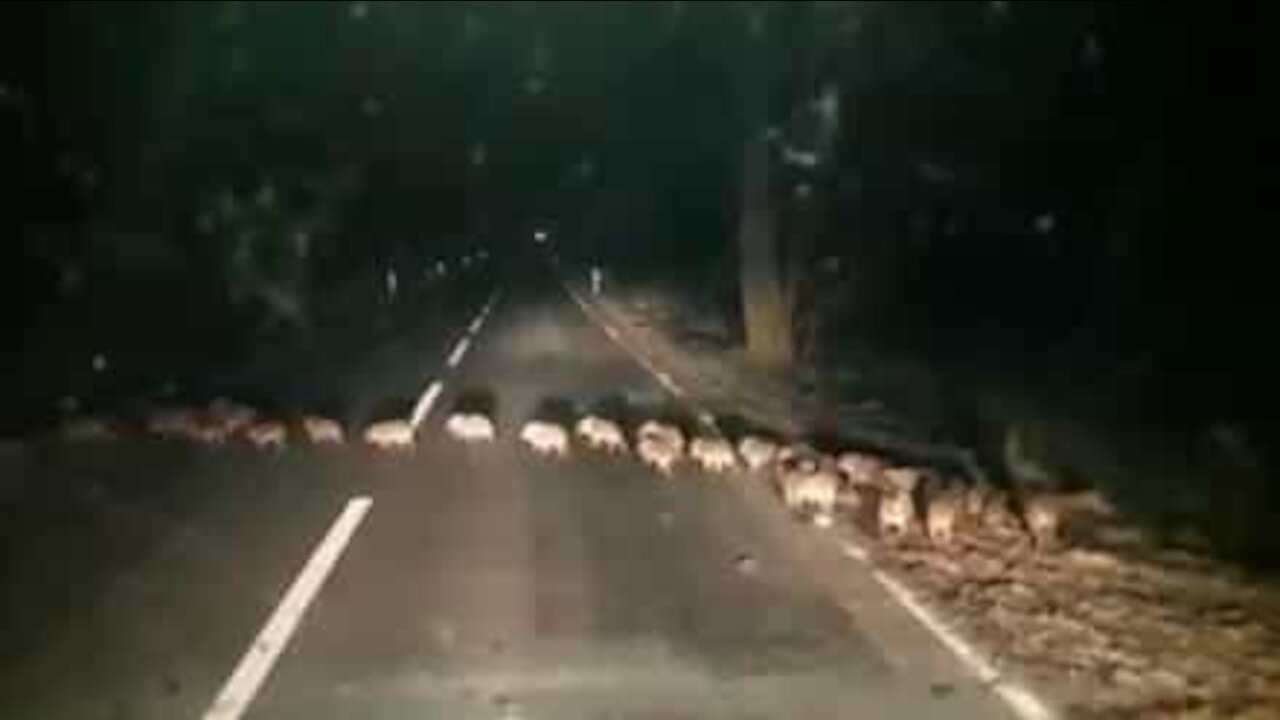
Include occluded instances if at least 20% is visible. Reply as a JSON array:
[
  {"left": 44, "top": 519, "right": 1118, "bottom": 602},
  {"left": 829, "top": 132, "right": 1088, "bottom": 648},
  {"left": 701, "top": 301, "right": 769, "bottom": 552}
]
[
  {"left": 203, "top": 496, "right": 373, "bottom": 720},
  {"left": 468, "top": 291, "right": 501, "bottom": 336},
  {"left": 413, "top": 292, "right": 499, "bottom": 428},
  {"left": 446, "top": 337, "right": 471, "bottom": 368},
  {"left": 653, "top": 371, "right": 683, "bottom": 397},
  {"left": 208, "top": 292, "right": 505, "bottom": 719},
  {"left": 410, "top": 380, "right": 444, "bottom": 430}
]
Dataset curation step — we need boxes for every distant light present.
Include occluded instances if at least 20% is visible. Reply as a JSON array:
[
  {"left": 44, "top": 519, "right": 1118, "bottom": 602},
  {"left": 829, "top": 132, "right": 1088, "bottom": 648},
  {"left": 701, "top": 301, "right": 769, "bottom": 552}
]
[
  {"left": 463, "top": 13, "right": 482, "bottom": 40},
  {"left": 58, "top": 263, "right": 83, "bottom": 295},
  {"left": 910, "top": 213, "right": 930, "bottom": 234},
  {"left": 385, "top": 268, "right": 398, "bottom": 297},
  {"left": 436, "top": 261, "right": 447, "bottom": 276},
  {"left": 782, "top": 145, "right": 820, "bottom": 169},
  {"left": 668, "top": 1, "right": 686, "bottom": 26},
  {"left": 92, "top": 354, "right": 107, "bottom": 373},
  {"left": 349, "top": 2, "right": 369, "bottom": 20},
  {"left": 362, "top": 96, "right": 383, "bottom": 118},
  {"left": 1082, "top": 33, "right": 1104, "bottom": 68},
  {"left": 256, "top": 183, "right": 277, "bottom": 209},
  {"left": 470, "top": 142, "right": 487, "bottom": 168},
  {"left": 534, "top": 230, "right": 548, "bottom": 244},
  {"left": 917, "top": 161, "right": 955, "bottom": 184},
  {"left": 1033, "top": 213, "right": 1056, "bottom": 235},
  {"left": 79, "top": 165, "right": 99, "bottom": 190},
  {"left": 524, "top": 76, "right": 546, "bottom": 96},
  {"left": 217, "top": 191, "right": 237, "bottom": 218},
  {"left": 813, "top": 84, "right": 840, "bottom": 121},
  {"left": 574, "top": 155, "right": 596, "bottom": 184}
]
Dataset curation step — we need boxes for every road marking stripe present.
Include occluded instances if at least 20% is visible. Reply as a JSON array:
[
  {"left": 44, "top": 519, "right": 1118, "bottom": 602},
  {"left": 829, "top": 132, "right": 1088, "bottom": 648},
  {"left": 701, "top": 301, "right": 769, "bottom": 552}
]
[
  {"left": 871, "top": 569, "right": 999, "bottom": 683},
  {"left": 447, "top": 337, "right": 471, "bottom": 368},
  {"left": 412, "top": 293, "right": 495, "bottom": 433},
  {"left": 203, "top": 496, "right": 373, "bottom": 720},
  {"left": 475, "top": 292, "right": 500, "bottom": 327},
  {"left": 870, "top": 569, "right": 1056, "bottom": 719},
  {"left": 654, "top": 371, "right": 683, "bottom": 397},
  {"left": 840, "top": 541, "right": 870, "bottom": 563},
  {"left": 996, "top": 684, "right": 1056, "bottom": 720},
  {"left": 469, "top": 291, "right": 500, "bottom": 336},
  {"left": 410, "top": 380, "right": 444, "bottom": 429},
  {"left": 564, "top": 285, "right": 689, "bottom": 401},
  {"left": 568, "top": 277, "right": 1054, "bottom": 718}
]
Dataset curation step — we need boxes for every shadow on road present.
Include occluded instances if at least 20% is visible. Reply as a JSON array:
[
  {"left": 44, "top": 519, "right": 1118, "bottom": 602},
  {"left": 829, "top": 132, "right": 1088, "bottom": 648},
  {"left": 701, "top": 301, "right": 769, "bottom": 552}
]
[
  {"left": 584, "top": 394, "right": 645, "bottom": 432},
  {"left": 366, "top": 395, "right": 417, "bottom": 425},
  {"left": 715, "top": 412, "right": 784, "bottom": 445},
  {"left": 450, "top": 388, "right": 498, "bottom": 418},
  {"left": 528, "top": 397, "right": 578, "bottom": 427}
]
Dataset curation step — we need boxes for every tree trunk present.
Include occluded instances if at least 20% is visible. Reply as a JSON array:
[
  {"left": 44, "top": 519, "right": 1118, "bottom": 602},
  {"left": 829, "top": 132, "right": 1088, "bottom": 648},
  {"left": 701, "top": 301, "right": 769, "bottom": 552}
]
[{"left": 737, "top": 132, "right": 792, "bottom": 366}]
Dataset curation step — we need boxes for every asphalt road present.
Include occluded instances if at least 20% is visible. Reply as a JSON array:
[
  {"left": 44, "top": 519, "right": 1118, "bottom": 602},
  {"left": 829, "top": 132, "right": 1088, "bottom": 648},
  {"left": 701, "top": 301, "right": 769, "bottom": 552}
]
[{"left": 0, "top": 267, "right": 1019, "bottom": 719}]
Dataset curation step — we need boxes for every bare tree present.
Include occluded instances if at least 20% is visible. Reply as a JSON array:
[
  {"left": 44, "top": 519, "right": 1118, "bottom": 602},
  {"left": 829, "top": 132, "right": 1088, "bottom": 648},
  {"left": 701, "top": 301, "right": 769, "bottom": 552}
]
[
  {"left": 737, "top": 130, "right": 792, "bottom": 365},
  {"left": 734, "top": 4, "right": 792, "bottom": 366}
]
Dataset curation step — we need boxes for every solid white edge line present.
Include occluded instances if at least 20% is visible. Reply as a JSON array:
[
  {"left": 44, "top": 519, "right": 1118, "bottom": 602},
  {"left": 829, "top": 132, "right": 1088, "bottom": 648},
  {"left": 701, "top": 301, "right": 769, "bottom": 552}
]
[
  {"left": 654, "top": 371, "right": 683, "bottom": 396},
  {"left": 996, "top": 684, "right": 1056, "bottom": 720},
  {"left": 840, "top": 540, "right": 870, "bottom": 564},
  {"left": 567, "top": 276, "right": 1056, "bottom": 719},
  {"left": 447, "top": 337, "right": 471, "bottom": 368},
  {"left": 203, "top": 496, "right": 373, "bottom": 720},
  {"left": 410, "top": 380, "right": 444, "bottom": 429},
  {"left": 870, "top": 569, "right": 1056, "bottom": 720},
  {"left": 871, "top": 569, "right": 999, "bottom": 684},
  {"left": 564, "top": 283, "right": 688, "bottom": 400}
]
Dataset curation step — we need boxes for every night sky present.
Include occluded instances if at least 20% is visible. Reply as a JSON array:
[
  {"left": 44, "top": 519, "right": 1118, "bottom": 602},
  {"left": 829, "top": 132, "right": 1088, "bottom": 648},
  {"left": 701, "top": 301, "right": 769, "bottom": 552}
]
[{"left": 3, "top": 1, "right": 1275, "bottom": 427}]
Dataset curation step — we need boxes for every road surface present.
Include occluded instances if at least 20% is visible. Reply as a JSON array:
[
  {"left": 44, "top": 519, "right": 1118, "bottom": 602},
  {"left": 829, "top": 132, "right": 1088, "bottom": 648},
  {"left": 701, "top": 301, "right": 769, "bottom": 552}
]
[{"left": 0, "top": 268, "right": 1020, "bottom": 719}]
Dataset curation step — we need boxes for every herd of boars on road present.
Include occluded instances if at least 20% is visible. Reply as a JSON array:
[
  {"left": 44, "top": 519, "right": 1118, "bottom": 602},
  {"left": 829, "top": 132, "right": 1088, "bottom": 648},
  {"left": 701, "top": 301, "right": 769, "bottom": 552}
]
[
  {"left": 57, "top": 398, "right": 1091, "bottom": 551},
  {"left": 469, "top": 410, "right": 1083, "bottom": 553}
]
